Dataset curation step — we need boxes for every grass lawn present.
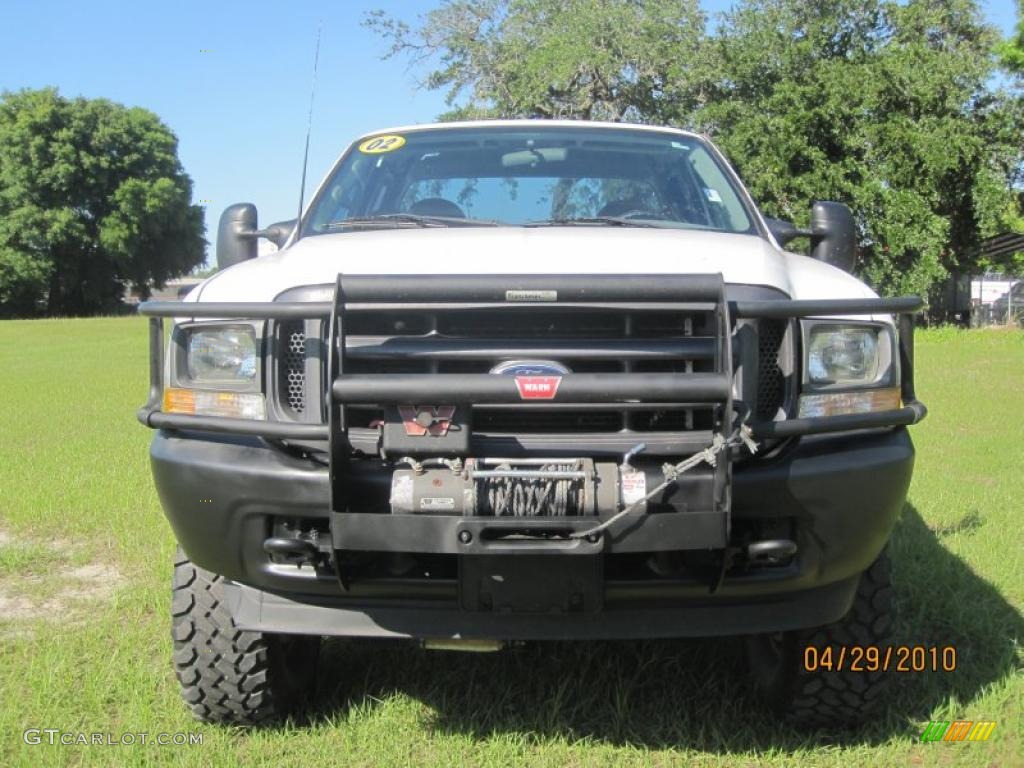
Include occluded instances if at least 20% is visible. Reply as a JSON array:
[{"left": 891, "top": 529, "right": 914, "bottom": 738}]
[{"left": 0, "top": 318, "right": 1021, "bottom": 767}]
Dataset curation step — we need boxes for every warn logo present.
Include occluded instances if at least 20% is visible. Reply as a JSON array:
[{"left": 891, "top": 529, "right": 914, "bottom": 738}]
[{"left": 514, "top": 376, "right": 562, "bottom": 400}]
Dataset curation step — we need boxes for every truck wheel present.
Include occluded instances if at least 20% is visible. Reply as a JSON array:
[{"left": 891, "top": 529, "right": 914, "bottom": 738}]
[
  {"left": 171, "top": 549, "right": 320, "bottom": 724},
  {"left": 744, "top": 550, "right": 893, "bottom": 729}
]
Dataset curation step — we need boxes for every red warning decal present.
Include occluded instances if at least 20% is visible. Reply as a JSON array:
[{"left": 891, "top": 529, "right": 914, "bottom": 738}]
[{"left": 514, "top": 376, "right": 562, "bottom": 400}]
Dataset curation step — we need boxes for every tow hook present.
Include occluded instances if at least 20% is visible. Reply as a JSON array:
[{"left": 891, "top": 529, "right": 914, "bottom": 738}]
[
  {"left": 263, "top": 537, "right": 321, "bottom": 566},
  {"left": 746, "top": 539, "right": 798, "bottom": 565}
]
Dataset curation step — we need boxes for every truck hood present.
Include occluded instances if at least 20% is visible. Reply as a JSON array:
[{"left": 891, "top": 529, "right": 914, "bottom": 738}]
[{"left": 195, "top": 227, "right": 878, "bottom": 306}]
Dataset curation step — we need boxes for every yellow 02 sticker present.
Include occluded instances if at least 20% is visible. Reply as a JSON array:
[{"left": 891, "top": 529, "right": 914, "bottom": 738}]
[{"left": 358, "top": 135, "right": 406, "bottom": 154}]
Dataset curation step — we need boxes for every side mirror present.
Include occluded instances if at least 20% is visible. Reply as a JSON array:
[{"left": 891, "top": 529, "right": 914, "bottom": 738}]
[
  {"left": 216, "top": 203, "right": 258, "bottom": 270},
  {"left": 810, "top": 201, "right": 857, "bottom": 273},
  {"left": 261, "top": 219, "right": 296, "bottom": 249},
  {"left": 765, "top": 217, "right": 810, "bottom": 247}
]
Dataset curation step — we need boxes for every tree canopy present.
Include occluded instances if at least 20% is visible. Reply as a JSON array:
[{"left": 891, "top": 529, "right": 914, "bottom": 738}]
[
  {"left": 999, "top": 0, "right": 1024, "bottom": 75},
  {"left": 993, "top": 0, "right": 1024, "bottom": 276},
  {"left": 366, "top": 0, "right": 1023, "bottom": 297},
  {"left": 0, "top": 88, "right": 205, "bottom": 316}
]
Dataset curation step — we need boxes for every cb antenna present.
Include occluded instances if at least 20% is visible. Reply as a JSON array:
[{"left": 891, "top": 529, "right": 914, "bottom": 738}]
[{"left": 294, "top": 22, "right": 322, "bottom": 243}]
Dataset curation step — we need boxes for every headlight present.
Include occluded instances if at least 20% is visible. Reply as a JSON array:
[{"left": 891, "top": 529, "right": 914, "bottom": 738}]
[
  {"left": 799, "top": 322, "right": 899, "bottom": 418},
  {"left": 807, "top": 325, "right": 882, "bottom": 385},
  {"left": 187, "top": 328, "right": 257, "bottom": 383}
]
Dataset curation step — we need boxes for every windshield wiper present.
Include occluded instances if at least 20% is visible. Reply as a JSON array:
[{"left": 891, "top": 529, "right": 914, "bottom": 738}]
[
  {"left": 323, "top": 213, "right": 500, "bottom": 231},
  {"left": 525, "top": 216, "right": 661, "bottom": 228}
]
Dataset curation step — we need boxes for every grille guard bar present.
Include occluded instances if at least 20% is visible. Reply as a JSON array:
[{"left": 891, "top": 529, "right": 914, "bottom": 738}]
[{"left": 136, "top": 274, "right": 927, "bottom": 443}]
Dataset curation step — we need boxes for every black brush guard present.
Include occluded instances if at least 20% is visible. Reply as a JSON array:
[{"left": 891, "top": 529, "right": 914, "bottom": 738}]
[
  {"left": 138, "top": 274, "right": 927, "bottom": 562},
  {"left": 324, "top": 275, "right": 735, "bottom": 557}
]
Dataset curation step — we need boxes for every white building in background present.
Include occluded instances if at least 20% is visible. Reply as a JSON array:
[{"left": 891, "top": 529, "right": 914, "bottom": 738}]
[
  {"left": 971, "top": 233, "right": 1024, "bottom": 308},
  {"left": 971, "top": 275, "right": 1019, "bottom": 306}
]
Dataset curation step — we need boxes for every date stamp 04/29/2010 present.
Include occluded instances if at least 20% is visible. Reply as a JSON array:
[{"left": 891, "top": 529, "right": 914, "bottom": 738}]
[{"left": 802, "top": 644, "right": 957, "bottom": 673}]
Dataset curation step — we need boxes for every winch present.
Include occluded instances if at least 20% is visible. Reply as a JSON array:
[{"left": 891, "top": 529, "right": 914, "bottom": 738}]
[{"left": 388, "top": 457, "right": 648, "bottom": 518}]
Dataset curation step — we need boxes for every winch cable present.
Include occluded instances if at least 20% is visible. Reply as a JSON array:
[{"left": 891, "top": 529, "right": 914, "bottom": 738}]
[
  {"left": 482, "top": 461, "right": 583, "bottom": 517},
  {"left": 569, "top": 423, "right": 758, "bottom": 540}
]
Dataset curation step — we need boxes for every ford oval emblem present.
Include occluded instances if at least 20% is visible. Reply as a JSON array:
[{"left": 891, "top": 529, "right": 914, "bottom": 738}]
[{"left": 490, "top": 360, "right": 572, "bottom": 376}]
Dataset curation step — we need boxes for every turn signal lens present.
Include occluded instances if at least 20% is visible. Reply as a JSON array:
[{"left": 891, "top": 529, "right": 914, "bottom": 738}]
[
  {"left": 163, "top": 388, "right": 266, "bottom": 420},
  {"left": 797, "top": 387, "right": 900, "bottom": 418}
]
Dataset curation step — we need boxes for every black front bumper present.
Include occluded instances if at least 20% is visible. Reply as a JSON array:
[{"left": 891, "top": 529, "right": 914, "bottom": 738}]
[
  {"left": 141, "top": 275, "right": 923, "bottom": 639},
  {"left": 151, "top": 427, "right": 914, "bottom": 638}
]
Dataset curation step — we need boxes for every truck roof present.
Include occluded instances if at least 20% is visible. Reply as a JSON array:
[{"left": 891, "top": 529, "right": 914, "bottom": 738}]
[{"left": 353, "top": 118, "right": 702, "bottom": 143}]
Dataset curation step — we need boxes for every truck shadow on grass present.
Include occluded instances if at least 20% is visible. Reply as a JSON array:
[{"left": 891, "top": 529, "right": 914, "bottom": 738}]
[{"left": 308, "top": 503, "right": 1021, "bottom": 750}]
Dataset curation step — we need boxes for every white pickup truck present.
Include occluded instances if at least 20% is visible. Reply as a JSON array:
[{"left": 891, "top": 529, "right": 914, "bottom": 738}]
[{"left": 138, "top": 120, "right": 926, "bottom": 727}]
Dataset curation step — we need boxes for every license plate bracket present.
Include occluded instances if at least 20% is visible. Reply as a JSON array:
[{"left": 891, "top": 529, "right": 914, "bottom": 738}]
[{"left": 459, "top": 554, "right": 603, "bottom": 613}]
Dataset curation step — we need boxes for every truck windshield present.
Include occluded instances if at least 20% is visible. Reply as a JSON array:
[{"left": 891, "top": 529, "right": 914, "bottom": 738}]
[{"left": 301, "top": 125, "right": 758, "bottom": 236}]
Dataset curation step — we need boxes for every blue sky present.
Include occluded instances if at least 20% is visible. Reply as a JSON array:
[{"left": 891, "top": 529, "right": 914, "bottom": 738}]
[{"left": 0, "top": 0, "right": 1017, "bottom": 265}]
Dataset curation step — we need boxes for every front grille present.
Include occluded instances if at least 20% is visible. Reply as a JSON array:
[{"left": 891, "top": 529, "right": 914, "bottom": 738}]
[
  {"left": 756, "top": 320, "right": 786, "bottom": 419},
  {"left": 332, "top": 306, "right": 718, "bottom": 435},
  {"left": 437, "top": 310, "right": 628, "bottom": 338},
  {"left": 475, "top": 409, "right": 623, "bottom": 433},
  {"left": 281, "top": 321, "right": 307, "bottom": 414}
]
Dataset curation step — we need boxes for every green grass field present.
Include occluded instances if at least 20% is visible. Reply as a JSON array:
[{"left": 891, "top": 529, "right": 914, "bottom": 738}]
[{"left": 0, "top": 318, "right": 1021, "bottom": 767}]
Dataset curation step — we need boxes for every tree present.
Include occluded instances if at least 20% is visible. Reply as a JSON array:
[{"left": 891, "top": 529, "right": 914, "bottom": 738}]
[
  {"left": 364, "top": 0, "right": 710, "bottom": 123},
  {"left": 993, "top": 0, "right": 1024, "bottom": 277},
  {"left": 0, "top": 88, "right": 205, "bottom": 316},
  {"left": 698, "top": 0, "right": 1022, "bottom": 297},
  {"left": 367, "top": 0, "right": 1022, "bottom": 298},
  {"left": 998, "top": 0, "right": 1024, "bottom": 75}
]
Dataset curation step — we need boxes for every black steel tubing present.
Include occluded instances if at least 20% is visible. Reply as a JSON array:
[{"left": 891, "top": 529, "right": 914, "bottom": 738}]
[
  {"left": 750, "top": 403, "right": 926, "bottom": 438},
  {"left": 141, "top": 295, "right": 923, "bottom": 321},
  {"left": 344, "top": 301, "right": 717, "bottom": 313},
  {"left": 137, "top": 404, "right": 926, "bottom": 441},
  {"left": 137, "top": 279, "right": 928, "bottom": 442},
  {"left": 898, "top": 313, "right": 919, "bottom": 406},
  {"left": 346, "top": 336, "right": 716, "bottom": 360},
  {"left": 144, "top": 317, "right": 164, "bottom": 412},
  {"left": 324, "top": 273, "right": 725, "bottom": 303},
  {"left": 733, "top": 296, "right": 922, "bottom": 318},
  {"left": 139, "top": 301, "right": 333, "bottom": 318},
  {"left": 332, "top": 372, "right": 732, "bottom": 404},
  {"left": 140, "top": 411, "right": 329, "bottom": 439}
]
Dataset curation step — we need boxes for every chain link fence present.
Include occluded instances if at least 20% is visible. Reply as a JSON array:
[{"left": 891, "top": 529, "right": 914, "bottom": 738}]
[{"left": 970, "top": 273, "right": 1023, "bottom": 328}]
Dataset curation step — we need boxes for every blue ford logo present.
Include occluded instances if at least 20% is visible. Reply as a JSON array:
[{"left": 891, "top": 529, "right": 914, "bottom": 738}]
[{"left": 490, "top": 359, "right": 572, "bottom": 376}]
